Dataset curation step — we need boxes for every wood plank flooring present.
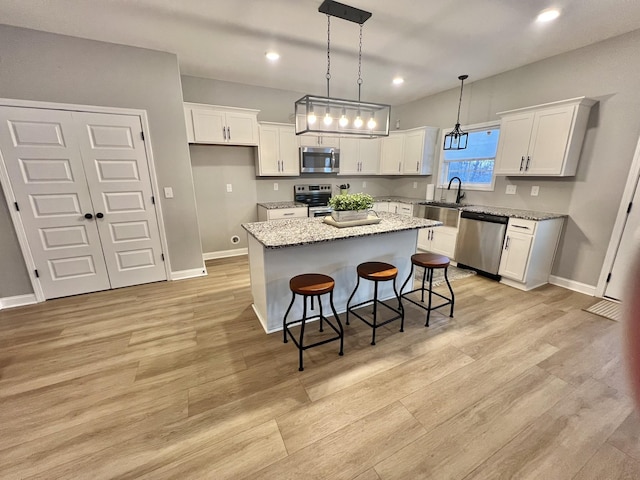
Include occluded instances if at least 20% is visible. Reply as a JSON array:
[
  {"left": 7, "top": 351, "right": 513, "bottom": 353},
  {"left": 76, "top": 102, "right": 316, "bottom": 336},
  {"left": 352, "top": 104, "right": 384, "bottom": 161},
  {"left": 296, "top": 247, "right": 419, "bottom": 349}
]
[{"left": 0, "top": 255, "right": 638, "bottom": 479}]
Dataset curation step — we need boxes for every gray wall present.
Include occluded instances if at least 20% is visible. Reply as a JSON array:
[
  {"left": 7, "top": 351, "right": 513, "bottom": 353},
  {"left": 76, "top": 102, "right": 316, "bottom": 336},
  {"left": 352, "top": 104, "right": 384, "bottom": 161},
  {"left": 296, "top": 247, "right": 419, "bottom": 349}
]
[
  {"left": 393, "top": 29, "right": 640, "bottom": 287},
  {"left": 0, "top": 24, "right": 204, "bottom": 297}
]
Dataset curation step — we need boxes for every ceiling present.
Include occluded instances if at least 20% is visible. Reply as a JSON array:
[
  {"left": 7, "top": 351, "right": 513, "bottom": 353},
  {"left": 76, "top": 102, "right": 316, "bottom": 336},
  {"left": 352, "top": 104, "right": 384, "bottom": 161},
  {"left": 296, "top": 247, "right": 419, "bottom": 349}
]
[{"left": 3, "top": 0, "right": 640, "bottom": 105}]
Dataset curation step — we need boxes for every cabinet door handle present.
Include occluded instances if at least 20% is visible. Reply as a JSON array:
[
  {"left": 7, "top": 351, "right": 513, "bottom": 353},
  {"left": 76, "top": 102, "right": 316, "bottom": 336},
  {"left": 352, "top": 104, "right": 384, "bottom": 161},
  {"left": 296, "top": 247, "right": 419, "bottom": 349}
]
[
  {"left": 283, "top": 212, "right": 294, "bottom": 216},
  {"left": 505, "top": 236, "right": 510, "bottom": 250},
  {"left": 520, "top": 156, "right": 524, "bottom": 171},
  {"left": 96, "top": 212, "right": 104, "bottom": 219},
  {"left": 398, "top": 162, "right": 401, "bottom": 173},
  {"left": 416, "top": 161, "right": 419, "bottom": 172},
  {"left": 525, "top": 156, "right": 530, "bottom": 171},
  {"left": 84, "top": 213, "right": 93, "bottom": 219},
  {"left": 512, "top": 224, "right": 530, "bottom": 230},
  {"left": 227, "top": 126, "right": 231, "bottom": 140}
]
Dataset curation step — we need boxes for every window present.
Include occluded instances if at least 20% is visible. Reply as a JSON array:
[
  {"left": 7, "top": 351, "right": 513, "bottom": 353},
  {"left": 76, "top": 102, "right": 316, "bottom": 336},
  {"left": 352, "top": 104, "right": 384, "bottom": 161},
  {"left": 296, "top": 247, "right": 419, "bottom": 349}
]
[{"left": 439, "top": 124, "right": 500, "bottom": 190}]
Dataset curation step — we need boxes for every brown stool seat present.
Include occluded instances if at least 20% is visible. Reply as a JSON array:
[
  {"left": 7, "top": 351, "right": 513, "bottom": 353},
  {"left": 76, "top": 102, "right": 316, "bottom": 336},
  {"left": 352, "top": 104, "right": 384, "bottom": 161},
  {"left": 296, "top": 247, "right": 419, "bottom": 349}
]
[
  {"left": 290, "top": 273, "right": 335, "bottom": 296},
  {"left": 411, "top": 253, "right": 450, "bottom": 269},
  {"left": 357, "top": 261, "right": 398, "bottom": 281}
]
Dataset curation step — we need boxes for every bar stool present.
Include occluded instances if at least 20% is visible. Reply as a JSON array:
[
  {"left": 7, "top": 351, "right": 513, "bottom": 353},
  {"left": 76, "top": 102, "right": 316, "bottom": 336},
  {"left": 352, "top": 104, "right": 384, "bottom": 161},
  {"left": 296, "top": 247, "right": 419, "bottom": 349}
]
[
  {"left": 400, "top": 253, "right": 455, "bottom": 327},
  {"left": 346, "top": 261, "right": 404, "bottom": 345},
  {"left": 283, "top": 273, "right": 344, "bottom": 371}
]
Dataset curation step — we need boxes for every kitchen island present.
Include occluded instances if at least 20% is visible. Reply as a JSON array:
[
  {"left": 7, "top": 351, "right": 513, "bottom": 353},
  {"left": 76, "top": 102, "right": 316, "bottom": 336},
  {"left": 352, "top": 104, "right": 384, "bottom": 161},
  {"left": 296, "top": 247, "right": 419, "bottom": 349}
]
[{"left": 242, "top": 212, "right": 440, "bottom": 333}]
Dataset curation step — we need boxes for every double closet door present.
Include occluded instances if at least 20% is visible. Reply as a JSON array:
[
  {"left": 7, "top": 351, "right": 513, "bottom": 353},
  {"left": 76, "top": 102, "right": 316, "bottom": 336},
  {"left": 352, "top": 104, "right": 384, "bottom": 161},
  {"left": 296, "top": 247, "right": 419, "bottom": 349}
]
[{"left": 0, "top": 106, "right": 166, "bottom": 299}]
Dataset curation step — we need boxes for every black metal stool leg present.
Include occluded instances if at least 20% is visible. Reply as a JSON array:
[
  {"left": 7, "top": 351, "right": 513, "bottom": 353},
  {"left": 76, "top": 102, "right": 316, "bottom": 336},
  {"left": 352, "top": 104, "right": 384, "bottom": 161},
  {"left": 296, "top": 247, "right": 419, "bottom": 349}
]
[
  {"left": 400, "top": 263, "right": 415, "bottom": 296},
  {"left": 346, "top": 277, "right": 361, "bottom": 326},
  {"left": 329, "top": 290, "right": 344, "bottom": 356},
  {"left": 426, "top": 267, "right": 434, "bottom": 327},
  {"left": 421, "top": 266, "right": 427, "bottom": 302},
  {"left": 393, "top": 279, "right": 404, "bottom": 332},
  {"left": 283, "top": 291, "right": 296, "bottom": 344},
  {"left": 371, "top": 281, "right": 379, "bottom": 345},
  {"left": 318, "top": 295, "right": 324, "bottom": 332},
  {"left": 298, "top": 296, "right": 307, "bottom": 372},
  {"left": 444, "top": 267, "right": 455, "bottom": 317}
]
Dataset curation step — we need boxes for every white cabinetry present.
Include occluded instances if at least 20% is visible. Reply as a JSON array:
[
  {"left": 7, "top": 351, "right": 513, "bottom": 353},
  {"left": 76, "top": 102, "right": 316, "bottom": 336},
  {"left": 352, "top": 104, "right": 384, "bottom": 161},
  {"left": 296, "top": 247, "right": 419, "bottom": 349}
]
[
  {"left": 494, "top": 97, "right": 595, "bottom": 176},
  {"left": 257, "top": 205, "right": 307, "bottom": 221},
  {"left": 184, "top": 103, "right": 259, "bottom": 145},
  {"left": 380, "top": 126, "right": 439, "bottom": 175},
  {"left": 498, "top": 217, "right": 564, "bottom": 291},
  {"left": 256, "top": 123, "right": 299, "bottom": 176},
  {"left": 372, "top": 201, "right": 413, "bottom": 216},
  {"left": 339, "top": 137, "right": 380, "bottom": 175},
  {"left": 298, "top": 135, "right": 340, "bottom": 148},
  {"left": 372, "top": 201, "right": 390, "bottom": 213},
  {"left": 418, "top": 227, "right": 458, "bottom": 259}
]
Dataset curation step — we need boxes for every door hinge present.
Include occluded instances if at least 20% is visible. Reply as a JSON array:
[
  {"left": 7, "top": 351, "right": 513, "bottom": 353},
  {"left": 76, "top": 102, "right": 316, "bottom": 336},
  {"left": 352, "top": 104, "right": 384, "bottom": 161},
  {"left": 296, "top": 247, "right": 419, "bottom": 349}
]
[
  {"left": 606, "top": 272, "right": 612, "bottom": 283},
  {"left": 151, "top": 196, "right": 155, "bottom": 205},
  {"left": 627, "top": 202, "right": 633, "bottom": 214},
  {"left": 14, "top": 202, "right": 19, "bottom": 211},
  {"left": 34, "top": 269, "right": 39, "bottom": 278},
  {"left": 140, "top": 131, "right": 145, "bottom": 141},
  {"left": 161, "top": 253, "right": 165, "bottom": 261}
]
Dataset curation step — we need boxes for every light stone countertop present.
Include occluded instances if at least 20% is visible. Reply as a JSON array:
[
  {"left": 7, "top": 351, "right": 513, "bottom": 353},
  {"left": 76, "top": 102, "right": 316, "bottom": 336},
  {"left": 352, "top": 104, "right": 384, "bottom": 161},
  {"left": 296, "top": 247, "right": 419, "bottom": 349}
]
[
  {"left": 374, "top": 196, "right": 425, "bottom": 204},
  {"left": 242, "top": 211, "right": 441, "bottom": 249},
  {"left": 457, "top": 205, "right": 565, "bottom": 221},
  {"left": 257, "top": 201, "right": 307, "bottom": 209}
]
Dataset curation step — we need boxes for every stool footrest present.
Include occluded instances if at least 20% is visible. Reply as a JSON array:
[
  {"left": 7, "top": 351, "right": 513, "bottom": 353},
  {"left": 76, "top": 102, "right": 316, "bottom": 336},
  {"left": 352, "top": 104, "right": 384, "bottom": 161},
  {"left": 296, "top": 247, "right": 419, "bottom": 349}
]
[
  {"left": 284, "top": 315, "right": 342, "bottom": 351},
  {"left": 348, "top": 299, "right": 403, "bottom": 330}
]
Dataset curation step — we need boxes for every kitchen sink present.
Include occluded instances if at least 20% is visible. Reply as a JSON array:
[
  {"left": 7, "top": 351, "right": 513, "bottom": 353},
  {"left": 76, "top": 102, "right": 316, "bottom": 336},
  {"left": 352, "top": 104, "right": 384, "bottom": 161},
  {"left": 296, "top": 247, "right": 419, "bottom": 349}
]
[{"left": 414, "top": 203, "right": 460, "bottom": 228}]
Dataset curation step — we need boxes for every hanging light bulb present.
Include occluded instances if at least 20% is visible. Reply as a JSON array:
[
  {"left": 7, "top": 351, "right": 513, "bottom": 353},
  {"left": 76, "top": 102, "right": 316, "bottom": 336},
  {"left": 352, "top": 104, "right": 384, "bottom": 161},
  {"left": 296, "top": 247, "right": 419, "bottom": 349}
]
[
  {"left": 339, "top": 108, "right": 349, "bottom": 127},
  {"left": 323, "top": 109, "right": 333, "bottom": 126},
  {"left": 354, "top": 110, "right": 363, "bottom": 128},
  {"left": 367, "top": 114, "right": 376, "bottom": 129},
  {"left": 308, "top": 106, "right": 317, "bottom": 125}
]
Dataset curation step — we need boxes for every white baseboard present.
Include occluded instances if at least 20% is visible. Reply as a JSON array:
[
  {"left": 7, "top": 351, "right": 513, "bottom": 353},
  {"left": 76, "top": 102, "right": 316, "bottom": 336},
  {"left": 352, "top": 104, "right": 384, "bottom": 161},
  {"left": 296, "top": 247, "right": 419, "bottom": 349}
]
[
  {"left": 0, "top": 293, "right": 38, "bottom": 310},
  {"left": 549, "top": 275, "right": 596, "bottom": 296},
  {"left": 170, "top": 267, "right": 208, "bottom": 281},
  {"left": 203, "top": 248, "right": 248, "bottom": 261}
]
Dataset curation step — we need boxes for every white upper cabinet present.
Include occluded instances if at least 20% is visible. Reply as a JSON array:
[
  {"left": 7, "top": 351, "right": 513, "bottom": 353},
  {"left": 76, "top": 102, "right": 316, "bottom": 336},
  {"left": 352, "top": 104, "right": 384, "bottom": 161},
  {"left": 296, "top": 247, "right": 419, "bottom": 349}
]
[
  {"left": 494, "top": 97, "right": 595, "bottom": 176},
  {"left": 184, "top": 102, "right": 259, "bottom": 146},
  {"left": 256, "top": 123, "right": 299, "bottom": 176},
  {"left": 298, "top": 135, "right": 340, "bottom": 148},
  {"left": 380, "top": 126, "right": 439, "bottom": 175},
  {"left": 339, "top": 137, "right": 380, "bottom": 175}
]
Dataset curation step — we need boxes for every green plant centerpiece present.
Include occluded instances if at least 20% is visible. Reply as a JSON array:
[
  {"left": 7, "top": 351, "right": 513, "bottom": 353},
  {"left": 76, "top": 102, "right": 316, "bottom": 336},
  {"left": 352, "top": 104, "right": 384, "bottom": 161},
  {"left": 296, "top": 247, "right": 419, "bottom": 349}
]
[{"left": 329, "top": 192, "right": 374, "bottom": 222}]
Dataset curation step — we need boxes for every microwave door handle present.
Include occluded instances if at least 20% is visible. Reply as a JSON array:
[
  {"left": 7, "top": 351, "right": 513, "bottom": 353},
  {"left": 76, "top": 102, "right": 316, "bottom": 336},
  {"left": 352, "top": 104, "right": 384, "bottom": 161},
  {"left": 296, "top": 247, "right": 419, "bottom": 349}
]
[{"left": 330, "top": 149, "right": 335, "bottom": 170}]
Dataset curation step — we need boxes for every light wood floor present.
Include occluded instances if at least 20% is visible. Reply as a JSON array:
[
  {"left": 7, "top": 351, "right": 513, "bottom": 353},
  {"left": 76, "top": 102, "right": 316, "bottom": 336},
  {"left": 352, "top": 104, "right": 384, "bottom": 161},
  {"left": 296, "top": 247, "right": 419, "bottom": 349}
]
[{"left": 1, "top": 256, "right": 639, "bottom": 479}]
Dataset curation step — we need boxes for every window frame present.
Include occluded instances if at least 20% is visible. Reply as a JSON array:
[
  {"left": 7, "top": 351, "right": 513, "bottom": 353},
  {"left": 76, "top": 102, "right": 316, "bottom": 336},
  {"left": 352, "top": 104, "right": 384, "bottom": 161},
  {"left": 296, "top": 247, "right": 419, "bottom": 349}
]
[{"left": 436, "top": 120, "right": 500, "bottom": 192}]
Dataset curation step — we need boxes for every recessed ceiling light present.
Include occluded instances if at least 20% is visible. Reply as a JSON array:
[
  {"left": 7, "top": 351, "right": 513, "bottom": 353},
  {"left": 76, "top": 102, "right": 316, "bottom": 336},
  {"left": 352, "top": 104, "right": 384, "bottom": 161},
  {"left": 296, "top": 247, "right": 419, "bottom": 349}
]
[
  {"left": 392, "top": 77, "right": 404, "bottom": 85},
  {"left": 265, "top": 51, "right": 280, "bottom": 61},
  {"left": 536, "top": 9, "right": 560, "bottom": 23}
]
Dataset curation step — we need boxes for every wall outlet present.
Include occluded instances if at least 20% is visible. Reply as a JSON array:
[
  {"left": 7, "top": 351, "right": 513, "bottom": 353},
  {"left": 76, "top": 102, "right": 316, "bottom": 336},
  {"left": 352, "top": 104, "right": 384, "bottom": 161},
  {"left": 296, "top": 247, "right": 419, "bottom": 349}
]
[
  {"left": 362, "top": 181, "right": 367, "bottom": 188},
  {"left": 163, "top": 186, "right": 174, "bottom": 198},
  {"left": 413, "top": 182, "right": 418, "bottom": 189},
  {"left": 226, "top": 183, "right": 232, "bottom": 193},
  {"left": 274, "top": 182, "right": 279, "bottom": 191},
  {"left": 506, "top": 185, "right": 517, "bottom": 195},
  {"left": 531, "top": 185, "right": 540, "bottom": 196}
]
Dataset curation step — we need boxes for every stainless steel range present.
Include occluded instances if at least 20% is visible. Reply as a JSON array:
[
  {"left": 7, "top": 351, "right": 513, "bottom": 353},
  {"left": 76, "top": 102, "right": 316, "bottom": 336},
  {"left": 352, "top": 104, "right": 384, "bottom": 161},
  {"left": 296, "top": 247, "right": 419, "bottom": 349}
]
[{"left": 294, "top": 184, "right": 333, "bottom": 217}]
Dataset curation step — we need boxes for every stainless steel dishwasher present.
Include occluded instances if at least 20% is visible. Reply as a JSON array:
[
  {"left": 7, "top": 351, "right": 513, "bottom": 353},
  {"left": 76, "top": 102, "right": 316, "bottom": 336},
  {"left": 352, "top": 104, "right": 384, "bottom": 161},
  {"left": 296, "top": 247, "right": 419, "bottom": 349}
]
[{"left": 455, "top": 211, "right": 509, "bottom": 278}]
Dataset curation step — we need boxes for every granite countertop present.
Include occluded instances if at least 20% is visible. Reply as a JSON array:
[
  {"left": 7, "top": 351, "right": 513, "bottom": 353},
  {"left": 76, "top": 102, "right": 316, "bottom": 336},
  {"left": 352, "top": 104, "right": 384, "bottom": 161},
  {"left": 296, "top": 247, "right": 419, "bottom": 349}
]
[
  {"left": 257, "top": 201, "right": 307, "bottom": 209},
  {"left": 374, "top": 196, "right": 425, "bottom": 205},
  {"left": 242, "top": 211, "right": 441, "bottom": 249},
  {"left": 457, "top": 205, "right": 565, "bottom": 221}
]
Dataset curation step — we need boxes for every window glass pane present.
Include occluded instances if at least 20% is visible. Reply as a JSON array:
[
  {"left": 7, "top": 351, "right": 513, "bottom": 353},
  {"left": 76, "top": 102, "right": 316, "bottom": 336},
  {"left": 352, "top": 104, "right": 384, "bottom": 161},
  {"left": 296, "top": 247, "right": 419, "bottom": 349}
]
[{"left": 442, "top": 127, "right": 500, "bottom": 187}]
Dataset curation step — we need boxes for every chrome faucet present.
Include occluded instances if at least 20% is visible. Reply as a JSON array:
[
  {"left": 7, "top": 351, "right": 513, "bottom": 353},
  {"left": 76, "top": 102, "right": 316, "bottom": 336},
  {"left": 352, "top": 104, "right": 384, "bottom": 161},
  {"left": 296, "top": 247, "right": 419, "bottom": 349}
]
[{"left": 447, "top": 176, "right": 465, "bottom": 204}]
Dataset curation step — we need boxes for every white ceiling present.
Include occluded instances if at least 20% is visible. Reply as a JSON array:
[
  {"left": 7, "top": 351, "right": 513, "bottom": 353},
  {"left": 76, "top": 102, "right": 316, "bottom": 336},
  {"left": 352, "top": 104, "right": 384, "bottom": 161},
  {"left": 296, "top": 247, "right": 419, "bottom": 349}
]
[{"left": 3, "top": 0, "right": 640, "bottom": 105}]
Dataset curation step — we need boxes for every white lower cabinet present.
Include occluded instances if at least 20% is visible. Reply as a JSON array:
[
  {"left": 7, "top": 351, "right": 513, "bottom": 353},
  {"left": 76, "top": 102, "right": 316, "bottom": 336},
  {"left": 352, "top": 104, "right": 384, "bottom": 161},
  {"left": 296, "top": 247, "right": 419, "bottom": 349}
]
[
  {"left": 257, "top": 206, "right": 307, "bottom": 221},
  {"left": 372, "top": 201, "right": 390, "bottom": 213},
  {"left": 418, "top": 227, "right": 458, "bottom": 259},
  {"left": 372, "top": 201, "right": 413, "bottom": 216},
  {"left": 256, "top": 123, "right": 299, "bottom": 176},
  {"left": 498, "top": 217, "right": 564, "bottom": 290}
]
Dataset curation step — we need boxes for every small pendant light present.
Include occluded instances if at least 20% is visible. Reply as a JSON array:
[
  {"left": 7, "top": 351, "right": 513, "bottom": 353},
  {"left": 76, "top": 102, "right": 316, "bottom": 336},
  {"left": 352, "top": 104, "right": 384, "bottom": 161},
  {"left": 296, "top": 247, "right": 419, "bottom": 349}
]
[{"left": 443, "top": 75, "right": 469, "bottom": 150}]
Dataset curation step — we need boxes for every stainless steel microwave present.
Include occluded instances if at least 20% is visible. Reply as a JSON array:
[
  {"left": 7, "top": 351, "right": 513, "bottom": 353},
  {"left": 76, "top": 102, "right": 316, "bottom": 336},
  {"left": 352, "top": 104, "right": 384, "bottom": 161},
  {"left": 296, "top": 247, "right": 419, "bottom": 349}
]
[{"left": 300, "top": 147, "right": 340, "bottom": 173}]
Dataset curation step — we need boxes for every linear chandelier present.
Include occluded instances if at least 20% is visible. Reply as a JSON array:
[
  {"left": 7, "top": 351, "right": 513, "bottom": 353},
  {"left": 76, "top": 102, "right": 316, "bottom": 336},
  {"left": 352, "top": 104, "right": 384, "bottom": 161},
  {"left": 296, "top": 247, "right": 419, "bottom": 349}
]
[{"left": 294, "top": 0, "right": 390, "bottom": 138}]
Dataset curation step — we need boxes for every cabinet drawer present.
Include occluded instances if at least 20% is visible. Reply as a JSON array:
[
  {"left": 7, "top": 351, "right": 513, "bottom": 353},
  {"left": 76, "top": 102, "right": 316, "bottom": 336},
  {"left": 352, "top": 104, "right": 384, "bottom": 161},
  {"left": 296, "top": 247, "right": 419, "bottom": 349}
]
[
  {"left": 507, "top": 218, "right": 537, "bottom": 235},
  {"left": 268, "top": 208, "right": 307, "bottom": 220},
  {"left": 397, "top": 204, "right": 414, "bottom": 216}
]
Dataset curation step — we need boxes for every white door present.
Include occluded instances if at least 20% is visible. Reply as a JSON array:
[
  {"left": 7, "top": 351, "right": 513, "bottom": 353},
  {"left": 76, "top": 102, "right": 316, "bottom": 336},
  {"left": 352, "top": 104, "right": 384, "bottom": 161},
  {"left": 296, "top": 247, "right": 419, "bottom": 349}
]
[
  {"left": 338, "top": 137, "right": 360, "bottom": 174},
  {"left": 359, "top": 138, "right": 381, "bottom": 174},
  {"left": 403, "top": 129, "right": 425, "bottom": 174},
  {"left": 224, "top": 112, "right": 258, "bottom": 145},
  {"left": 0, "top": 106, "right": 110, "bottom": 299},
  {"left": 494, "top": 112, "right": 534, "bottom": 175},
  {"left": 73, "top": 112, "right": 166, "bottom": 289},
  {"left": 527, "top": 106, "right": 574, "bottom": 175},
  {"left": 257, "top": 124, "right": 280, "bottom": 175},
  {"left": 380, "top": 134, "right": 404, "bottom": 174},
  {"left": 278, "top": 125, "right": 299, "bottom": 175},
  {"left": 605, "top": 182, "right": 640, "bottom": 300},
  {"left": 192, "top": 109, "right": 226, "bottom": 143},
  {"left": 498, "top": 232, "right": 533, "bottom": 282}
]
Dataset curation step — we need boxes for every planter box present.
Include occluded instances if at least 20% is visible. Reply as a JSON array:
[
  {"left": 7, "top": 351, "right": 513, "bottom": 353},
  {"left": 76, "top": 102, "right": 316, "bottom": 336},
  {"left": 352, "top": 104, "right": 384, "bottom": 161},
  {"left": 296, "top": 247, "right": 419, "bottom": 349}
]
[{"left": 331, "top": 210, "right": 369, "bottom": 222}]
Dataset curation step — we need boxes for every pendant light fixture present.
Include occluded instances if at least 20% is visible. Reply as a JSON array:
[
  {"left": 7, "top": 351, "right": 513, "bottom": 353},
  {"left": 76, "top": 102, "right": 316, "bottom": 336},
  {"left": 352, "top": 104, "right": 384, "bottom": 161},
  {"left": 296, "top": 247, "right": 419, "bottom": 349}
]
[
  {"left": 443, "top": 75, "right": 469, "bottom": 150},
  {"left": 294, "top": 0, "right": 390, "bottom": 138}
]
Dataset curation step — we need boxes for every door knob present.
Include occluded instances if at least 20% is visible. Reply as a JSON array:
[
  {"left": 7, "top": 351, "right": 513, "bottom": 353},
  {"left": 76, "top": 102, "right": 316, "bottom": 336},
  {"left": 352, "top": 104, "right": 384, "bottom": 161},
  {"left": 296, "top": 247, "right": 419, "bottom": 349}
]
[
  {"left": 84, "top": 213, "right": 93, "bottom": 219},
  {"left": 96, "top": 212, "right": 104, "bottom": 219}
]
